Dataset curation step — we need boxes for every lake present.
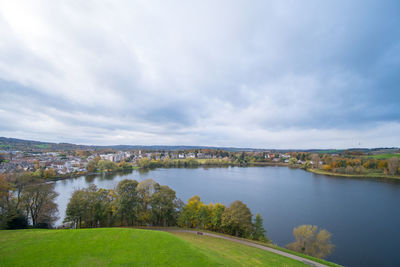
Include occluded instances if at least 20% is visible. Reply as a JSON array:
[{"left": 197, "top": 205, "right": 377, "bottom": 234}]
[{"left": 53, "top": 166, "right": 400, "bottom": 267}]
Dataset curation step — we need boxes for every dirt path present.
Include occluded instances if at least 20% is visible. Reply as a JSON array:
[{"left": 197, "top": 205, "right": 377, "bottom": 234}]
[{"left": 164, "top": 229, "right": 330, "bottom": 267}]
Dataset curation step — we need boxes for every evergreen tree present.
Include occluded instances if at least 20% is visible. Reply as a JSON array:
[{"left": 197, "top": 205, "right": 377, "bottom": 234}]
[{"left": 253, "top": 213, "right": 268, "bottom": 242}]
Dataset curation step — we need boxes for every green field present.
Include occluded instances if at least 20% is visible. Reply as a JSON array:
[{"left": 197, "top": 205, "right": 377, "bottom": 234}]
[
  {"left": 172, "top": 232, "right": 309, "bottom": 267},
  {"left": 0, "top": 228, "right": 310, "bottom": 267},
  {"left": 364, "top": 153, "right": 400, "bottom": 159},
  {"left": 34, "top": 144, "right": 50, "bottom": 149},
  {"left": 169, "top": 230, "right": 341, "bottom": 267},
  {"left": 314, "top": 150, "right": 343, "bottom": 154}
]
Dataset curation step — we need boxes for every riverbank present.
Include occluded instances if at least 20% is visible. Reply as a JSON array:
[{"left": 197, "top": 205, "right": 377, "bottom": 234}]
[
  {"left": 47, "top": 162, "right": 400, "bottom": 183},
  {"left": 307, "top": 168, "right": 400, "bottom": 181},
  {"left": 30, "top": 163, "right": 289, "bottom": 184}
]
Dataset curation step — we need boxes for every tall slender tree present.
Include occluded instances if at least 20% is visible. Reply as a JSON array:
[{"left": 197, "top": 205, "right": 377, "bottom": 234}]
[{"left": 253, "top": 213, "right": 268, "bottom": 242}]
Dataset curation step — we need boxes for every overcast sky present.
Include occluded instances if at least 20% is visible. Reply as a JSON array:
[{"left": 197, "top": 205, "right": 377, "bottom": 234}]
[{"left": 0, "top": 1, "right": 399, "bottom": 149}]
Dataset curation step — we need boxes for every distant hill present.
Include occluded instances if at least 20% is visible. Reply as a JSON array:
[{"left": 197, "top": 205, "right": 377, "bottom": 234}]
[
  {"left": 0, "top": 136, "right": 398, "bottom": 153},
  {"left": 0, "top": 136, "right": 277, "bottom": 152},
  {"left": 0, "top": 137, "right": 90, "bottom": 152},
  {"left": 0, "top": 137, "right": 264, "bottom": 152}
]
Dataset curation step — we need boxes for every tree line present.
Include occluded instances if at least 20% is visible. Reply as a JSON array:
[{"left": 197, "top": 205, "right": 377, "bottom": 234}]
[
  {"left": 63, "top": 179, "right": 268, "bottom": 242},
  {"left": 137, "top": 158, "right": 201, "bottom": 168},
  {"left": 86, "top": 157, "right": 133, "bottom": 173},
  {"left": 178, "top": 195, "right": 268, "bottom": 242},
  {"left": 319, "top": 155, "right": 399, "bottom": 176},
  {"left": 289, "top": 153, "right": 400, "bottom": 176},
  {"left": 64, "top": 179, "right": 182, "bottom": 228}
]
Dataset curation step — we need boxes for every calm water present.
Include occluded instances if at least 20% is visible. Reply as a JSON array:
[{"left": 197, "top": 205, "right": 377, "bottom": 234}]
[{"left": 53, "top": 167, "right": 400, "bottom": 267}]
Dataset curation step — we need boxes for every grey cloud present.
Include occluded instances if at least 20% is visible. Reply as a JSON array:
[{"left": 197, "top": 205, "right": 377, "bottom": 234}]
[{"left": 0, "top": 0, "right": 399, "bottom": 148}]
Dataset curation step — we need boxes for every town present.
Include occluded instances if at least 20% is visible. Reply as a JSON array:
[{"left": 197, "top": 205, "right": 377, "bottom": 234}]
[
  {"left": 1, "top": 138, "right": 399, "bottom": 180},
  {"left": 0, "top": 147, "right": 295, "bottom": 177}
]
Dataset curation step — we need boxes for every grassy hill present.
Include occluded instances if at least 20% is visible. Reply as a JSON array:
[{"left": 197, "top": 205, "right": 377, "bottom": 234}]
[
  {"left": 0, "top": 136, "right": 264, "bottom": 152},
  {"left": 171, "top": 231, "right": 341, "bottom": 267},
  {"left": 0, "top": 228, "right": 312, "bottom": 266}
]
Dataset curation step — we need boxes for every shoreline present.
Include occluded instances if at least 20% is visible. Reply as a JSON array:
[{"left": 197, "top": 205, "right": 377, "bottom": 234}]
[
  {"left": 45, "top": 162, "right": 287, "bottom": 182},
  {"left": 306, "top": 168, "right": 400, "bottom": 181},
  {"left": 26, "top": 162, "right": 400, "bottom": 183}
]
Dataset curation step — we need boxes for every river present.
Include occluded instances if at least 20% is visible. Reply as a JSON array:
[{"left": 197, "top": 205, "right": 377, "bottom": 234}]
[{"left": 53, "top": 166, "right": 400, "bottom": 267}]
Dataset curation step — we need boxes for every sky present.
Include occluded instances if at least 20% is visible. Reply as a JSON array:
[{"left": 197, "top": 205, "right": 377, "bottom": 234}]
[{"left": 0, "top": 0, "right": 399, "bottom": 149}]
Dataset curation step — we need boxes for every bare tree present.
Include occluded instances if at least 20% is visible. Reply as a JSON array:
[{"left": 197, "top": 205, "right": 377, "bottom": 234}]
[
  {"left": 23, "top": 183, "right": 58, "bottom": 228},
  {"left": 311, "top": 154, "right": 321, "bottom": 169},
  {"left": 286, "top": 225, "right": 334, "bottom": 259},
  {"left": 387, "top": 157, "right": 399, "bottom": 176}
]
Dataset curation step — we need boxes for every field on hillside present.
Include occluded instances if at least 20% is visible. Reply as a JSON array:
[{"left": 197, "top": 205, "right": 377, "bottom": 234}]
[
  {"left": 171, "top": 232, "right": 308, "bottom": 267},
  {"left": 365, "top": 153, "right": 400, "bottom": 159},
  {"left": 170, "top": 231, "right": 341, "bottom": 267},
  {"left": 0, "top": 228, "right": 308, "bottom": 267}
]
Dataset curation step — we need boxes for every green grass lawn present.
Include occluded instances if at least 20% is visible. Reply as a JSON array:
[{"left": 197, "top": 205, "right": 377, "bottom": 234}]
[
  {"left": 171, "top": 232, "right": 308, "bottom": 267},
  {"left": 178, "top": 230, "right": 341, "bottom": 267},
  {"left": 0, "top": 228, "right": 308, "bottom": 267}
]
